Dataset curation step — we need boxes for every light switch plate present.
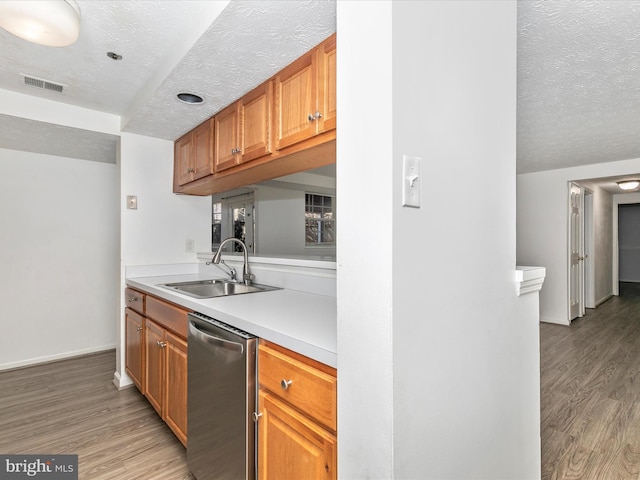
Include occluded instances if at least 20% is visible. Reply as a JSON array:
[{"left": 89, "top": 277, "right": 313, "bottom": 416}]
[
  {"left": 402, "top": 155, "right": 421, "bottom": 208},
  {"left": 126, "top": 195, "right": 138, "bottom": 210}
]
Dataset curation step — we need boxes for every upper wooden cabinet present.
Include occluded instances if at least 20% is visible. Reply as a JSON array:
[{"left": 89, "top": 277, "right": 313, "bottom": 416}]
[
  {"left": 175, "top": 118, "right": 214, "bottom": 187},
  {"left": 174, "top": 33, "right": 336, "bottom": 196},
  {"left": 215, "top": 81, "right": 273, "bottom": 173},
  {"left": 241, "top": 80, "right": 273, "bottom": 163},
  {"left": 275, "top": 34, "right": 336, "bottom": 150}
]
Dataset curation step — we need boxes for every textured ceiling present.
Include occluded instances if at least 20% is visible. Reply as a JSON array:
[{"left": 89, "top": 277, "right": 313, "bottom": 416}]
[
  {"left": 0, "top": 0, "right": 336, "bottom": 161},
  {"left": 4, "top": 0, "right": 640, "bottom": 177},
  {"left": 518, "top": 0, "right": 640, "bottom": 174}
]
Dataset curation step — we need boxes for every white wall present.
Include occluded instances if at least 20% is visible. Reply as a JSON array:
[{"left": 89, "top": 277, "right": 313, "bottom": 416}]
[
  {"left": 517, "top": 157, "right": 640, "bottom": 324},
  {"left": 338, "top": 1, "right": 539, "bottom": 478},
  {"left": 116, "top": 132, "right": 210, "bottom": 385},
  {"left": 0, "top": 148, "right": 119, "bottom": 369},
  {"left": 337, "top": 1, "right": 394, "bottom": 477}
]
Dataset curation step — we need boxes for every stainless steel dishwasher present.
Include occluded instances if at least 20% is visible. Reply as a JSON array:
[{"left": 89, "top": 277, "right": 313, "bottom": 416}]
[{"left": 187, "top": 312, "right": 257, "bottom": 480}]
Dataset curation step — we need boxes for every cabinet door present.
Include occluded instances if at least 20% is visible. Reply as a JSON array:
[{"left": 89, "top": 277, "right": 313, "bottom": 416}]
[
  {"left": 164, "top": 331, "right": 188, "bottom": 447},
  {"left": 241, "top": 81, "right": 272, "bottom": 164},
  {"left": 192, "top": 119, "right": 214, "bottom": 181},
  {"left": 274, "top": 51, "right": 318, "bottom": 150},
  {"left": 317, "top": 35, "right": 336, "bottom": 134},
  {"left": 258, "top": 390, "right": 336, "bottom": 480},
  {"left": 175, "top": 133, "right": 193, "bottom": 186},
  {"left": 215, "top": 102, "right": 240, "bottom": 172},
  {"left": 125, "top": 308, "right": 145, "bottom": 392},
  {"left": 145, "top": 319, "right": 165, "bottom": 416}
]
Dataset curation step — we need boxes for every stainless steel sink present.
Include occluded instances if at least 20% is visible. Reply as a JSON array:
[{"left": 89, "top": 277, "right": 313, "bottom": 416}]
[{"left": 158, "top": 279, "right": 280, "bottom": 299}]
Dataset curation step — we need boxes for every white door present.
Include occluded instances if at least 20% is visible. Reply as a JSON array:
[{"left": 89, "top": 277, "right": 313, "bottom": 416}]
[{"left": 568, "top": 182, "right": 585, "bottom": 321}]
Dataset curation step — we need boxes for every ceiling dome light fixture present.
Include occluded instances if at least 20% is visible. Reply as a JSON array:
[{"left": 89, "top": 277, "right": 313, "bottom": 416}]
[
  {"left": 177, "top": 93, "right": 204, "bottom": 105},
  {"left": 0, "top": 0, "right": 81, "bottom": 47},
  {"left": 617, "top": 180, "right": 640, "bottom": 191}
]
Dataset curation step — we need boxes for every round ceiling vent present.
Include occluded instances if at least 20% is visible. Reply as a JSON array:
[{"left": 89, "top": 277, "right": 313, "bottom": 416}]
[{"left": 177, "top": 93, "right": 204, "bottom": 105}]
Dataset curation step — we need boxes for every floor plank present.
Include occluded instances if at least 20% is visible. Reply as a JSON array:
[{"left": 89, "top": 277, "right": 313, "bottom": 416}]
[
  {"left": 0, "top": 351, "right": 194, "bottom": 480},
  {"left": 541, "top": 282, "right": 640, "bottom": 479}
]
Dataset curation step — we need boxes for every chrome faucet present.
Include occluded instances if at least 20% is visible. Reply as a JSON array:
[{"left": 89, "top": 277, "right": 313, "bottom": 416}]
[{"left": 210, "top": 238, "right": 254, "bottom": 285}]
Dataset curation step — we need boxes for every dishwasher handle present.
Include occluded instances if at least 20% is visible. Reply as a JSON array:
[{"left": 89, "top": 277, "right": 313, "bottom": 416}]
[{"left": 189, "top": 320, "right": 244, "bottom": 354}]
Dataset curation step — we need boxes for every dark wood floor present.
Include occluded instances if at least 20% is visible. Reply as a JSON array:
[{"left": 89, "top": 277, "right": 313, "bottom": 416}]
[
  {"left": 5, "top": 285, "right": 640, "bottom": 480},
  {"left": 0, "top": 351, "right": 194, "bottom": 480},
  {"left": 541, "top": 282, "right": 640, "bottom": 479}
]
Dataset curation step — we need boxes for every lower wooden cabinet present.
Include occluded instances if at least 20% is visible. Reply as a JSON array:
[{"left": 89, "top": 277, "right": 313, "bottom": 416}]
[
  {"left": 125, "top": 288, "right": 189, "bottom": 447},
  {"left": 124, "top": 307, "right": 145, "bottom": 392},
  {"left": 257, "top": 341, "right": 337, "bottom": 480},
  {"left": 145, "top": 317, "right": 188, "bottom": 447},
  {"left": 164, "top": 330, "right": 188, "bottom": 446},
  {"left": 258, "top": 390, "right": 336, "bottom": 480}
]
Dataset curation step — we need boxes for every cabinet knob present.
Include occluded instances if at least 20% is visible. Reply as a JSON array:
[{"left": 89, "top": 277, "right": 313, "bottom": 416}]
[
  {"left": 136, "top": 326, "right": 143, "bottom": 332},
  {"left": 231, "top": 148, "right": 241, "bottom": 154},
  {"left": 314, "top": 111, "right": 323, "bottom": 119},
  {"left": 308, "top": 113, "right": 315, "bottom": 122},
  {"left": 252, "top": 412, "right": 263, "bottom": 423},
  {"left": 128, "top": 297, "right": 136, "bottom": 302},
  {"left": 187, "top": 167, "right": 195, "bottom": 173},
  {"left": 281, "top": 379, "right": 293, "bottom": 390},
  {"left": 157, "top": 340, "right": 167, "bottom": 348}
]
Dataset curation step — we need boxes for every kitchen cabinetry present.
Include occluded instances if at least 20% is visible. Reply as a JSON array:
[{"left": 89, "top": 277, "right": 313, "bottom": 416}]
[
  {"left": 173, "top": 33, "right": 336, "bottom": 197},
  {"left": 124, "top": 288, "right": 190, "bottom": 447},
  {"left": 274, "top": 34, "right": 336, "bottom": 151},
  {"left": 124, "top": 308, "right": 145, "bottom": 392},
  {"left": 215, "top": 81, "right": 273, "bottom": 172},
  {"left": 174, "top": 118, "right": 214, "bottom": 187},
  {"left": 257, "top": 341, "right": 337, "bottom": 480},
  {"left": 124, "top": 287, "right": 146, "bottom": 392}
]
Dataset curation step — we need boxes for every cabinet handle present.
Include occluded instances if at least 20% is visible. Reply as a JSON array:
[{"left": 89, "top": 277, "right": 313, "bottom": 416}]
[
  {"left": 128, "top": 297, "right": 136, "bottom": 302},
  {"left": 187, "top": 167, "right": 195, "bottom": 173},
  {"left": 252, "top": 412, "right": 262, "bottom": 423},
  {"left": 136, "top": 326, "right": 143, "bottom": 332},
  {"left": 157, "top": 341, "right": 167, "bottom": 348},
  {"left": 281, "top": 379, "right": 293, "bottom": 390}
]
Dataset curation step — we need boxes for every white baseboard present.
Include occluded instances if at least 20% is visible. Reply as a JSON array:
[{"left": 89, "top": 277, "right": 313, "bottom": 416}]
[
  {"left": 540, "top": 316, "right": 570, "bottom": 326},
  {"left": 0, "top": 344, "right": 116, "bottom": 372},
  {"left": 595, "top": 294, "right": 614, "bottom": 307},
  {"left": 112, "top": 370, "right": 134, "bottom": 390}
]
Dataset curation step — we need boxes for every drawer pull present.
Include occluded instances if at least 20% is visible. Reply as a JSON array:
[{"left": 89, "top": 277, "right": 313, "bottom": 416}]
[
  {"left": 281, "top": 379, "right": 293, "bottom": 390},
  {"left": 128, "top": 297, "right": 136, "bottom": 302}
]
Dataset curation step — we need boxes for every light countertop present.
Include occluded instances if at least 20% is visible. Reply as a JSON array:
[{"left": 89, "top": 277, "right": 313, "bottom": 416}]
[{"left": 126, "top": 273, "right": 337, "bottom": 368}]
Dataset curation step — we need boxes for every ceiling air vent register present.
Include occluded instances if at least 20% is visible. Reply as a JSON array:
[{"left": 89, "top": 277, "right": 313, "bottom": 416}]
[{"left": 21, "top": 74, "right": 66, "bottom": 93}]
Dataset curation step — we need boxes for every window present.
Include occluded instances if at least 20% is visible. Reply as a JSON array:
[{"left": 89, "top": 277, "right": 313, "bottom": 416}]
[{"left": 305, "top": 193, "right": 335, "bottom": 246}]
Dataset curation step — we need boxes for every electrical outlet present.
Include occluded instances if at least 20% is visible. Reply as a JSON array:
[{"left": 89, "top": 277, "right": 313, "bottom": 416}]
[
  {"left": 185, "top": 239, "right": 195, "bottom": 253},
  {"left": 126, "top": 195, "right": 138, "bottom": 210},
  {"left": 402, "top": 155, "right": 421, "bottom": 208}
]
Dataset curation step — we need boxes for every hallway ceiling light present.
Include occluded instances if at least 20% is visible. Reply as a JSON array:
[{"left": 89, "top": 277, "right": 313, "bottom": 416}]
[
  {"left": 617, "top": 180, "right": 640, "bottom": 191},
  {"left": 0, "top": 0, "right": 81, "bottom": 47}
]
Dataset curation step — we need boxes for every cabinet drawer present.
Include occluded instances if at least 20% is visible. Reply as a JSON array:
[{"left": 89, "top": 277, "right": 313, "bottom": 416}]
[
  {"left": 125, "top": 288, "right": 145, "bottom": 315},
  {"left": 259, "top": 342, "right": 336, "bottom": 432},
  {"left": 146, "top": 296, "right": 190, "bottom": 339}
]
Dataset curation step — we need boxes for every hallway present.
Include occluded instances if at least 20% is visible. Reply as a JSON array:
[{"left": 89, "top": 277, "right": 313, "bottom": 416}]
[{"left": 541, "top": 282, "right": 640, "bottom": 479}]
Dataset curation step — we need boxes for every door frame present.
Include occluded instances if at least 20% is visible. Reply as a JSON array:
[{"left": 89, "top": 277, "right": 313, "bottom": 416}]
[
  {"left": 568, "top": 182, "right": 585, "bottom": 321},
  {"left": 584, "top": 190, "right": 595, "bottom": 309},
  {"left": 613, "top": 192, "right": 640, "bottom": 296}
]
